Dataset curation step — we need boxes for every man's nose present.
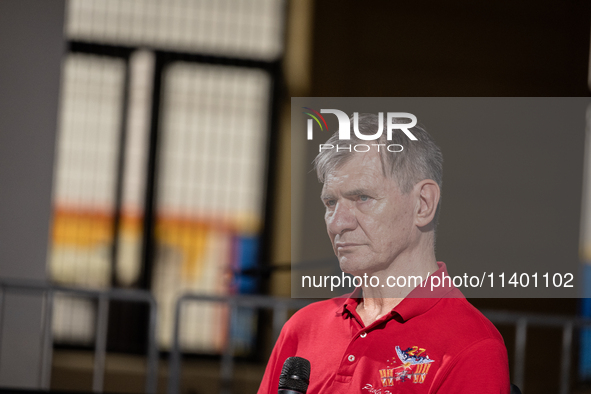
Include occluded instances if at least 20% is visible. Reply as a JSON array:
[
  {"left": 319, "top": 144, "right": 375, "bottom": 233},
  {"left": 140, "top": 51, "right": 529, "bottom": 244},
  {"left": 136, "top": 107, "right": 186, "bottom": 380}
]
[{"left": 327, "top": 201, "right": 357, "bottom": 235}]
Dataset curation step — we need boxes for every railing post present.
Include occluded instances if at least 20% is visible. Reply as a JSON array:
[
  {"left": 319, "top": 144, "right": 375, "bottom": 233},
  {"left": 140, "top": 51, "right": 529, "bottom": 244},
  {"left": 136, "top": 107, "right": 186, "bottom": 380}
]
[
  {"left": 560, "top": 322, "right": 574, "bottom": 394},
  {"left": 39, "top": 289, "right": 54, "bottom": 390},
  {"left": 220, "top": 299, "right": 237, "bottom": 394},
  {"left": 167, "top": 295, "right": 184, "bottom": 394},
  {"left": 513, "top": 318, "right": 527, "bottom": 391},
  {"left": 272, "top": 301, "right": 288, "bottom": 344},
  {"left": 145, "top": 297, "right": 159, "bottom": 394},
  {"left": 93, "top": 293, "right": 110, "bottom": 393}
]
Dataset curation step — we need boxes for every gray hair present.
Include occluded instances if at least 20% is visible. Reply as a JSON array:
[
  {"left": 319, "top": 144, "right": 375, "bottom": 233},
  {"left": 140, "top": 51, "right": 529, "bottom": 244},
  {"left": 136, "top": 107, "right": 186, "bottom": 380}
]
[{"left": 313, "top": 113, "right": 443, "bottom": 224}]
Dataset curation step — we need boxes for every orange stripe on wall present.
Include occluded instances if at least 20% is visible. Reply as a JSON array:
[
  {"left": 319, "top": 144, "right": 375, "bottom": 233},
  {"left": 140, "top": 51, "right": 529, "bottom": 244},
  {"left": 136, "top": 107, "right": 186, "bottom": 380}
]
[{"left": 51, "top": 207, "right": 261, "bottom": 280}]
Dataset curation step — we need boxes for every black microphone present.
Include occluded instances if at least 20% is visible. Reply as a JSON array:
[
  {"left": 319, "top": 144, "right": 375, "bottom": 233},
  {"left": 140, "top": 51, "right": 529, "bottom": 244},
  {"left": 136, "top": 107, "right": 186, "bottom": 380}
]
[{"left": 278, "top": 356, "right": 311, "bottom": 394}]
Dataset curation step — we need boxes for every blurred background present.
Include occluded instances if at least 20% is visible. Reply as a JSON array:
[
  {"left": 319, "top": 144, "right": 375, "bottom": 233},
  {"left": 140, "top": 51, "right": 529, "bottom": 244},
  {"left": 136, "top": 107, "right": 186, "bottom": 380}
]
[{"left": 0, "top": 0, "right": 590, "bottom": 393}]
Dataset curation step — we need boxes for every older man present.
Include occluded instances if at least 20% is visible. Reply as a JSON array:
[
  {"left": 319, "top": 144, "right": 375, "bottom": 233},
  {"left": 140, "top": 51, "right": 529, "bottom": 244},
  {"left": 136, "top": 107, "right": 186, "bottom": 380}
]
[{"left": 258, "top": 114, "right": 509, "bottom": 393}]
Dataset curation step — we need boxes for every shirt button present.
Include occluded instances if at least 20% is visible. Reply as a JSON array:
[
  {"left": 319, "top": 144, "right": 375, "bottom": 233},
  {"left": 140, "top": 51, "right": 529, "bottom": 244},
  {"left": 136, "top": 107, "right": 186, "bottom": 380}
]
[
  {"left": 348, "top": 355, "right": 356, "bottom": 362},
  {"left": 360, "top": 332, "right": 367, "bottom": 338}
]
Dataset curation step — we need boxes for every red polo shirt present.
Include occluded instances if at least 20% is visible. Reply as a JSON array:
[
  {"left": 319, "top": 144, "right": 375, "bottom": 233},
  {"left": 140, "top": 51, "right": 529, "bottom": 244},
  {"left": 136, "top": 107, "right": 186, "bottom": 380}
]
[{"left": 258, "top": 262, "right": 509, "bottom": 393}]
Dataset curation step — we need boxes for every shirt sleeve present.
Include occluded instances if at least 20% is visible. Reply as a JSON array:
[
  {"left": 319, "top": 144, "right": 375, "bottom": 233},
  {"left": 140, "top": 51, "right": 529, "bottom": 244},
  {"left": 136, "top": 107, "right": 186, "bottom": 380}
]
[
  {"left": 431, "top": 338, "right": 510, "bottom": 394},
  {"left": 257, "top": 324, "right": 297, "bottom": 394}
]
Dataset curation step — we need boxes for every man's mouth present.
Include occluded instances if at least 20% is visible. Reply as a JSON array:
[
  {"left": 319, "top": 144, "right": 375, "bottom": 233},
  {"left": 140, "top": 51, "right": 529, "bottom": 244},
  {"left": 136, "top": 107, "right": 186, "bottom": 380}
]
[{"left": 335, "top": 242, "right": 363, "bottom": 250}]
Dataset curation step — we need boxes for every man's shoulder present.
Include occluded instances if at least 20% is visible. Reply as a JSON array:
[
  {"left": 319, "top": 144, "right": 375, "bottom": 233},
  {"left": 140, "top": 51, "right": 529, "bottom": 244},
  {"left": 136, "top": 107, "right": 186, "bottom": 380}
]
[
  {"left": 424, "top": 297, "right": 510, "bottom": 390},
  {"left": 432, "top": 296, "right": 505, "bottom": 344}
]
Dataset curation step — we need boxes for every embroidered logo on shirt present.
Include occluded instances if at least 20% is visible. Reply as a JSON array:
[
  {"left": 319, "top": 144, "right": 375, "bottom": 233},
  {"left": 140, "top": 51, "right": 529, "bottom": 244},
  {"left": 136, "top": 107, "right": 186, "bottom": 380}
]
[{"left": 378, "top": 346, "right": 434, "bottom": 386}]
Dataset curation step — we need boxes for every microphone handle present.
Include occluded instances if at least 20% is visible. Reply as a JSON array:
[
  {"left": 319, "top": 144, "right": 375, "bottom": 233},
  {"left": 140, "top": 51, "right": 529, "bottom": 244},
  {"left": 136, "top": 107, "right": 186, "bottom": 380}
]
[{"left": 278, "top": 390, "right": 305, "bottom": 394}]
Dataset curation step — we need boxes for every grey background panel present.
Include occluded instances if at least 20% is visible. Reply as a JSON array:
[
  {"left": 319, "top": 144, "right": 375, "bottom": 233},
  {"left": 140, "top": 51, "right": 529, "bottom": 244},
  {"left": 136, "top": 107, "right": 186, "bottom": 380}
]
[
  {"left": 0, "top": 0, "right": 65, "bottom": 387},
  {"left": 292, "top": 97, "right": 586, "bottom": 298}
]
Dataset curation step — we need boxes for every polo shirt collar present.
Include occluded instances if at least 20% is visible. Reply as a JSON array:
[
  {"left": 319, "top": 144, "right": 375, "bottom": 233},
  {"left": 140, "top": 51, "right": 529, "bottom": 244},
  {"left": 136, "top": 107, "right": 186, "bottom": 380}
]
[{"left": 338, "top": 262, "right": 459, "bottom": 323}]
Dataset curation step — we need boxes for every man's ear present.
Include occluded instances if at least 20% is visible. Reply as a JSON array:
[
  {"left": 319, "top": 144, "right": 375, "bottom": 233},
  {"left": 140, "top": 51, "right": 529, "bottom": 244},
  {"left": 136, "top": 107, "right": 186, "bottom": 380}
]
[{"left": 414, "top": 179, "right": 440, "bottom": 228}]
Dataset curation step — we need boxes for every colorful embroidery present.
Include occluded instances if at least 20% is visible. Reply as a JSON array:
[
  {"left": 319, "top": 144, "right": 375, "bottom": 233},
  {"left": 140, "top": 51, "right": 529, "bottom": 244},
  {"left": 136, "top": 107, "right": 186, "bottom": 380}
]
[{"left": 378, "top": 346, "right": 434, "bottom": 386}]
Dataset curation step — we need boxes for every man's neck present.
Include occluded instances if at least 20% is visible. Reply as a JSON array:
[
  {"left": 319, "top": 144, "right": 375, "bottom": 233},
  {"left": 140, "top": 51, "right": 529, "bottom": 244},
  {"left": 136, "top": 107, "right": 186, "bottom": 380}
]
[{"left": 355, "top": 250, "right": 438, "bottom": 327}]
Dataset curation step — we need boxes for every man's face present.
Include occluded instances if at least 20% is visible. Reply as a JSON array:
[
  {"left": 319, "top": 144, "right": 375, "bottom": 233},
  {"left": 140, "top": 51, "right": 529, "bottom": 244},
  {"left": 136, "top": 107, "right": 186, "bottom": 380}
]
[{"left": 321, "top": 152, "right": 417, "bottom": 276}]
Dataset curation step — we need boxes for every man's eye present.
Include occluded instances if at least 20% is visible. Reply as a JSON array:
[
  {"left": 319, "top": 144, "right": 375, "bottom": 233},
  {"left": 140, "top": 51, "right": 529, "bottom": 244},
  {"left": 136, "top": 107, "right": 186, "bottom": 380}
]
[
  {"left": 325, "top": 200, "right": 336, "bottom": 207},
  {"left": 359, "top": 195, "right": 370, "bottom": 202}
]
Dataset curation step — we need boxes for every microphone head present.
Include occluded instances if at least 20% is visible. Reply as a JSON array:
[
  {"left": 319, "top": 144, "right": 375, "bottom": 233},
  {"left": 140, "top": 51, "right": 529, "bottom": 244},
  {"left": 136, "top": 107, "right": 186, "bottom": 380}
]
[{"left": 278, "top": 357, "right": 311, "bottom": 394}]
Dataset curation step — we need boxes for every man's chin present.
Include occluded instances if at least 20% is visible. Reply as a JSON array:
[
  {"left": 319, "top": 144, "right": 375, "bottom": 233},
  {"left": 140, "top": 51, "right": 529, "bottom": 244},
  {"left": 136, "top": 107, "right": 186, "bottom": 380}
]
[{"left": 338, "top": 258, "right": 369, "bottom": 277}]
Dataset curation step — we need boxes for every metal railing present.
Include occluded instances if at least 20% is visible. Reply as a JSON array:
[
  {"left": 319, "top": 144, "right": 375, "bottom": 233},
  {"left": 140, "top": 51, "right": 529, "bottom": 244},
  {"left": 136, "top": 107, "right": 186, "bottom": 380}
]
[
  {"left": 483, "top": 310, "right": 591, "bottom": 394},
  {"left": 0, "top": 279, "right": 159, "bottom": 394},
  {"left": 166, "top": 294, "right": 313, "bottom": 394},
  {"left": 166, "top": 294, "right": 591, "bottom": 394},
  {"left": 0, "top": 279, "right": 590, "bottom": 394}
]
